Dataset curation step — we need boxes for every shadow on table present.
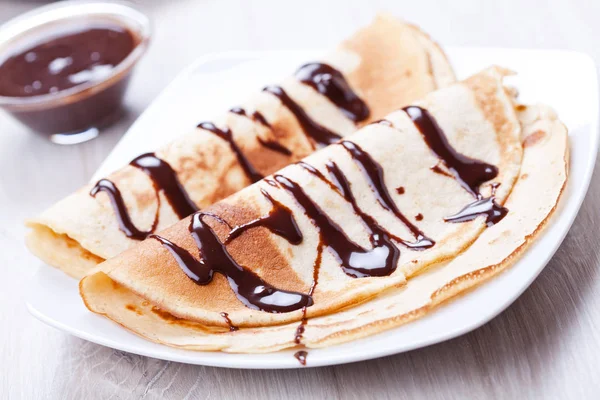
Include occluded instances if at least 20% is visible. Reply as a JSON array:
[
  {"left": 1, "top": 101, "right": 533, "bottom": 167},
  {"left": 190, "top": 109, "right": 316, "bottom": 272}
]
[{"left": 51, "top": 160, "right": 600, "bottom": 400}]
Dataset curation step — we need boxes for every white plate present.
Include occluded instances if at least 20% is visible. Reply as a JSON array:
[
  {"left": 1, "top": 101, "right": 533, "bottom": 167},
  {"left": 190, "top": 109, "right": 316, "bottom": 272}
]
[{"left": 27, "top": 48, "right": 599, "bottom": 369}]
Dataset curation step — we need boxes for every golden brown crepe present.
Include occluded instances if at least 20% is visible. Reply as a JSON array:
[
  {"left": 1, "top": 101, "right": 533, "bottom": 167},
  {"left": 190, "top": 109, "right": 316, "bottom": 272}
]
[
  {"left": 79, "top": 99, "right": 568, "bottom": 353},
  {"left": 26, "top": 15, "right": 455, "bottom": 278},
  {"left": 80, "top": 67, "right": 528, "bottom": 335}
]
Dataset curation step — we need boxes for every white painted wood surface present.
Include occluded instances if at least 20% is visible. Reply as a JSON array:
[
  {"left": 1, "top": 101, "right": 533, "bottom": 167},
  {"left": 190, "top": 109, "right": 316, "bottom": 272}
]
[{"left": 1, "top": 0, "right": 599, "bottom": 398}]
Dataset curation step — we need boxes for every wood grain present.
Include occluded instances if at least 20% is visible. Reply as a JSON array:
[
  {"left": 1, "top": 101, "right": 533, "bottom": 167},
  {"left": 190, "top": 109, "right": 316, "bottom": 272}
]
[{"left": 2, "top": 0, "right": 600, "bottom": 398}]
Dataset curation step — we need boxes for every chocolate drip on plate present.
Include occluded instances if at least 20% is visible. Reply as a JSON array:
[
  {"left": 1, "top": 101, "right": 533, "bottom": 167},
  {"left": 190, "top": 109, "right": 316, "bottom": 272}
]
[
  {"left": 150, "top": 213, "right": 312, "bottom": 313},
  {"left": 90, "top": 179, "right": 158, "bottom": 240},
  {"left": 403, "top": 106, "right": 498, "bottom": 198},
  {"left": 295, "top": 62, "right": 369, "bottom": 122},
  {"left": 263, "top": 85, "right": 341, "bottom": 146},
  {"left": 198, "top": 122, "right": 264, "bottom": 183},
  {"left": 444, "top": 197, "right": 508, "bottom": 227},
  {"left": 339, "top": 140, "right": 434, "bottom": 249},
  {"left": 130, "top": 153, "right": 198, "bottom": 219},
  {"left": 294, "top": 350, "right": 308, "bottom": 366},
  {"left": 225, "top": 189, "right": 303, "bottom": 245}
]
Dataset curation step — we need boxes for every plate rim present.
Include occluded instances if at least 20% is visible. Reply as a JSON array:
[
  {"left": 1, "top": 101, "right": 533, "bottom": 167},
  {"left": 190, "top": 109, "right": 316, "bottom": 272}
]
[{"left": 28, "top": 47, "right": 600, "bottom": 369}]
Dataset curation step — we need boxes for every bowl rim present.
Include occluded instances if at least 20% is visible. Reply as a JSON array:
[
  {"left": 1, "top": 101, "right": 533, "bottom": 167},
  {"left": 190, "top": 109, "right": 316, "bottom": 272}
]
[{"left": 0, "top": 0, "right": 151, "bottom": 109}]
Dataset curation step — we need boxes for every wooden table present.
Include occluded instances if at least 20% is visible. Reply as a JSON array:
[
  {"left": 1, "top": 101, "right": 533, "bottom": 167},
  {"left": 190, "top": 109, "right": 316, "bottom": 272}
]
[{"left": 2, "top": 0, "right": 599, "bottom": 398}]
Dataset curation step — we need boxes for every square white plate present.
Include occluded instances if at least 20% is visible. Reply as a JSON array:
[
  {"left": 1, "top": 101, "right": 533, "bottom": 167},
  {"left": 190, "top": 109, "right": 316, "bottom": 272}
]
[{"left": 27, "top": 47, "right": 599, "bottom": 369}]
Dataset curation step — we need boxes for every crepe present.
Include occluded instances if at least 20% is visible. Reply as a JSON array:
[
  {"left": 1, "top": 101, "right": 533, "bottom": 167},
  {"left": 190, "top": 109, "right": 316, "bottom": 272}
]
[
  {"left": 79, "top": 99, "right": 568, "bottom": 353},
  {"left": 80, "top": 67, "right": 525, "bottom": 333},
  {"left": 26, "top": 15, "right": 455, "bottom": 279}
]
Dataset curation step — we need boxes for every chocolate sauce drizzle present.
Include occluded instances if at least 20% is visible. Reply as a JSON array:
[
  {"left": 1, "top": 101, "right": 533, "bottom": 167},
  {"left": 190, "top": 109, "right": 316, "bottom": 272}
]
[
  {"left": 198, "top": 122, "right": 263, "bottom": 183},
  {"left": 225, "top": 189, "right": 303, "bottom": 245},
  {"left": 373, "top": 119, "right": 393, "bottom": 127},
  {"left": 274, "top": 166, "right": 400, "bottom": 278},
  {"left": 403, "top": 106, "right": 498, "bottom": 198},
  {"left": 150, "top": 213, "right": 312, "bottom": 313},
  {"left": 229, "top": 106, "right": 293, "bottom": 156},
  {"left": 256, "top": 137, "right": 293, "bottom": 156},
  {"left": 220, "top": 312, "right": 239, "bottom": 332},
  {"left": 90, "top": 153, "right": 197, "bottom": 240},
  {"left": 90, "top": 179, "right": 158, "bottom": 240},
  {"left": 130, "top": 153, "right": 198, "bottom": 219},
  {"left": 294, "top": 350, "right": 308, "bottom": 366},
  {"left": 295, "top": 63, "right": 369, "bottom": 122},
  {"left": 229, "top": 107, "right": 271, "bottom": 128},
  {"left": 444, "top": 196, "right": 508, "bottom": 227},
  {"left": 263, "top": 85, "right": 341, "bottom": 146},
  {"left": 403, "top": 106, "right": 508, "bottom": 226},
  {"left": 339, "top": 141, "right": 434, "bottom": 249}
]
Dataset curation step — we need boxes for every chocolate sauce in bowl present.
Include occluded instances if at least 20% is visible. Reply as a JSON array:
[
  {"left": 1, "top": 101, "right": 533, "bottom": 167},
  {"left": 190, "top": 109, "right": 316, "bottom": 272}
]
[
  {"left": 130, "top": 153, "right": 198, "bottom": 219},
  {"left": 198, "top": 122, "right": 264, "bottom": 183},
  {"left": 89, "top": 178, "right": 158, "bottom": 240},
  {"left": 150, "top": 213, "right": 313, "bottom": 313},
  {"left": 0, "top": 25, "right": 135, "bottom": 97},
  {"left": 263, "top": 85, "right": 341, "bottom": 146},
  {"left": 0, "top": 21, "right": 144, "bottom": 137},
  {"left": 295, "top": 63, "right": 369, "bottom": 122}
]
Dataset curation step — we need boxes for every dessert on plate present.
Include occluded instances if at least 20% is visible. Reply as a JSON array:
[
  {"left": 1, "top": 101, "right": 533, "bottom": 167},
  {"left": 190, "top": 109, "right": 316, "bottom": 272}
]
[{"left": 25, "top": 15, "right": 569, "bottom": 359}]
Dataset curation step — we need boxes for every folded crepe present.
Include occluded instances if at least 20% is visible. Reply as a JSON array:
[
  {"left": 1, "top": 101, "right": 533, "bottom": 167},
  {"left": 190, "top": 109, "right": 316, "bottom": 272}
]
[
  {"left": 26, "top": 15, "right": 455, "bottom": 279},
  {"left": 81, "top": 67, "right": 530, "bottom": 338},
  {"left": 87, "top": 102, "right": 565, "bottom": 354}
]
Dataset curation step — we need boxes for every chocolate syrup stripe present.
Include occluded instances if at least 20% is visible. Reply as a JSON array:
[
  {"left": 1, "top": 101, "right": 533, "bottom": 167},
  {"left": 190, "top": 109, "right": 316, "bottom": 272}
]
[
  {"left": 295, "top": 63, "right": 370, "bottom": 122},
  {"left": 90, "top": 179, "right": 158, "bottom": 240},
  {"left": 90, "top": 153, "right": 197, "bottom": 240},
  {"left": 402, "top": 106, "right": 498, "bottom": 198},
  {"left": 263, "top": 86, "right": 341, "bottom": 146},
  {"left": 444, "top": 196, "right": 508, "bottom": 227},
  {"left": 402, "top": 106, "right": 508, "bottom": 226},
  {"left": 198, "top": 122, "right": 264, "bottom": 183},
  {"left": 130, "top": 153, "right": 198, "bottom": 218},
  {"left": 274, "top": 169, "right": 400, "bottom": 278},
  {"left": 224, "top": 188, "right": 303, "bottom": 245},
  {"left": 151, "top": 212, "right": 313, "bottom": 314},
  {"left": 339, "top": 140, "right": 434, "bottom": 249},
  {"left": 229, "top": 107, "right": 293, "bottom": 156}
]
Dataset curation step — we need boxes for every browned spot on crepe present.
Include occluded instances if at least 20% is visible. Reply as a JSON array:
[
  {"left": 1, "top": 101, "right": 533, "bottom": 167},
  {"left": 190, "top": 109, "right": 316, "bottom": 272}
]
[
  {"left": 523, "top": 130, "right": 546, "bottom": 148},
  {"left": 126, "top": 304, "right": 143, "bottom": 316},
  {"left": 465, "top": 69, "right": 517, "bottom": 153}
]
